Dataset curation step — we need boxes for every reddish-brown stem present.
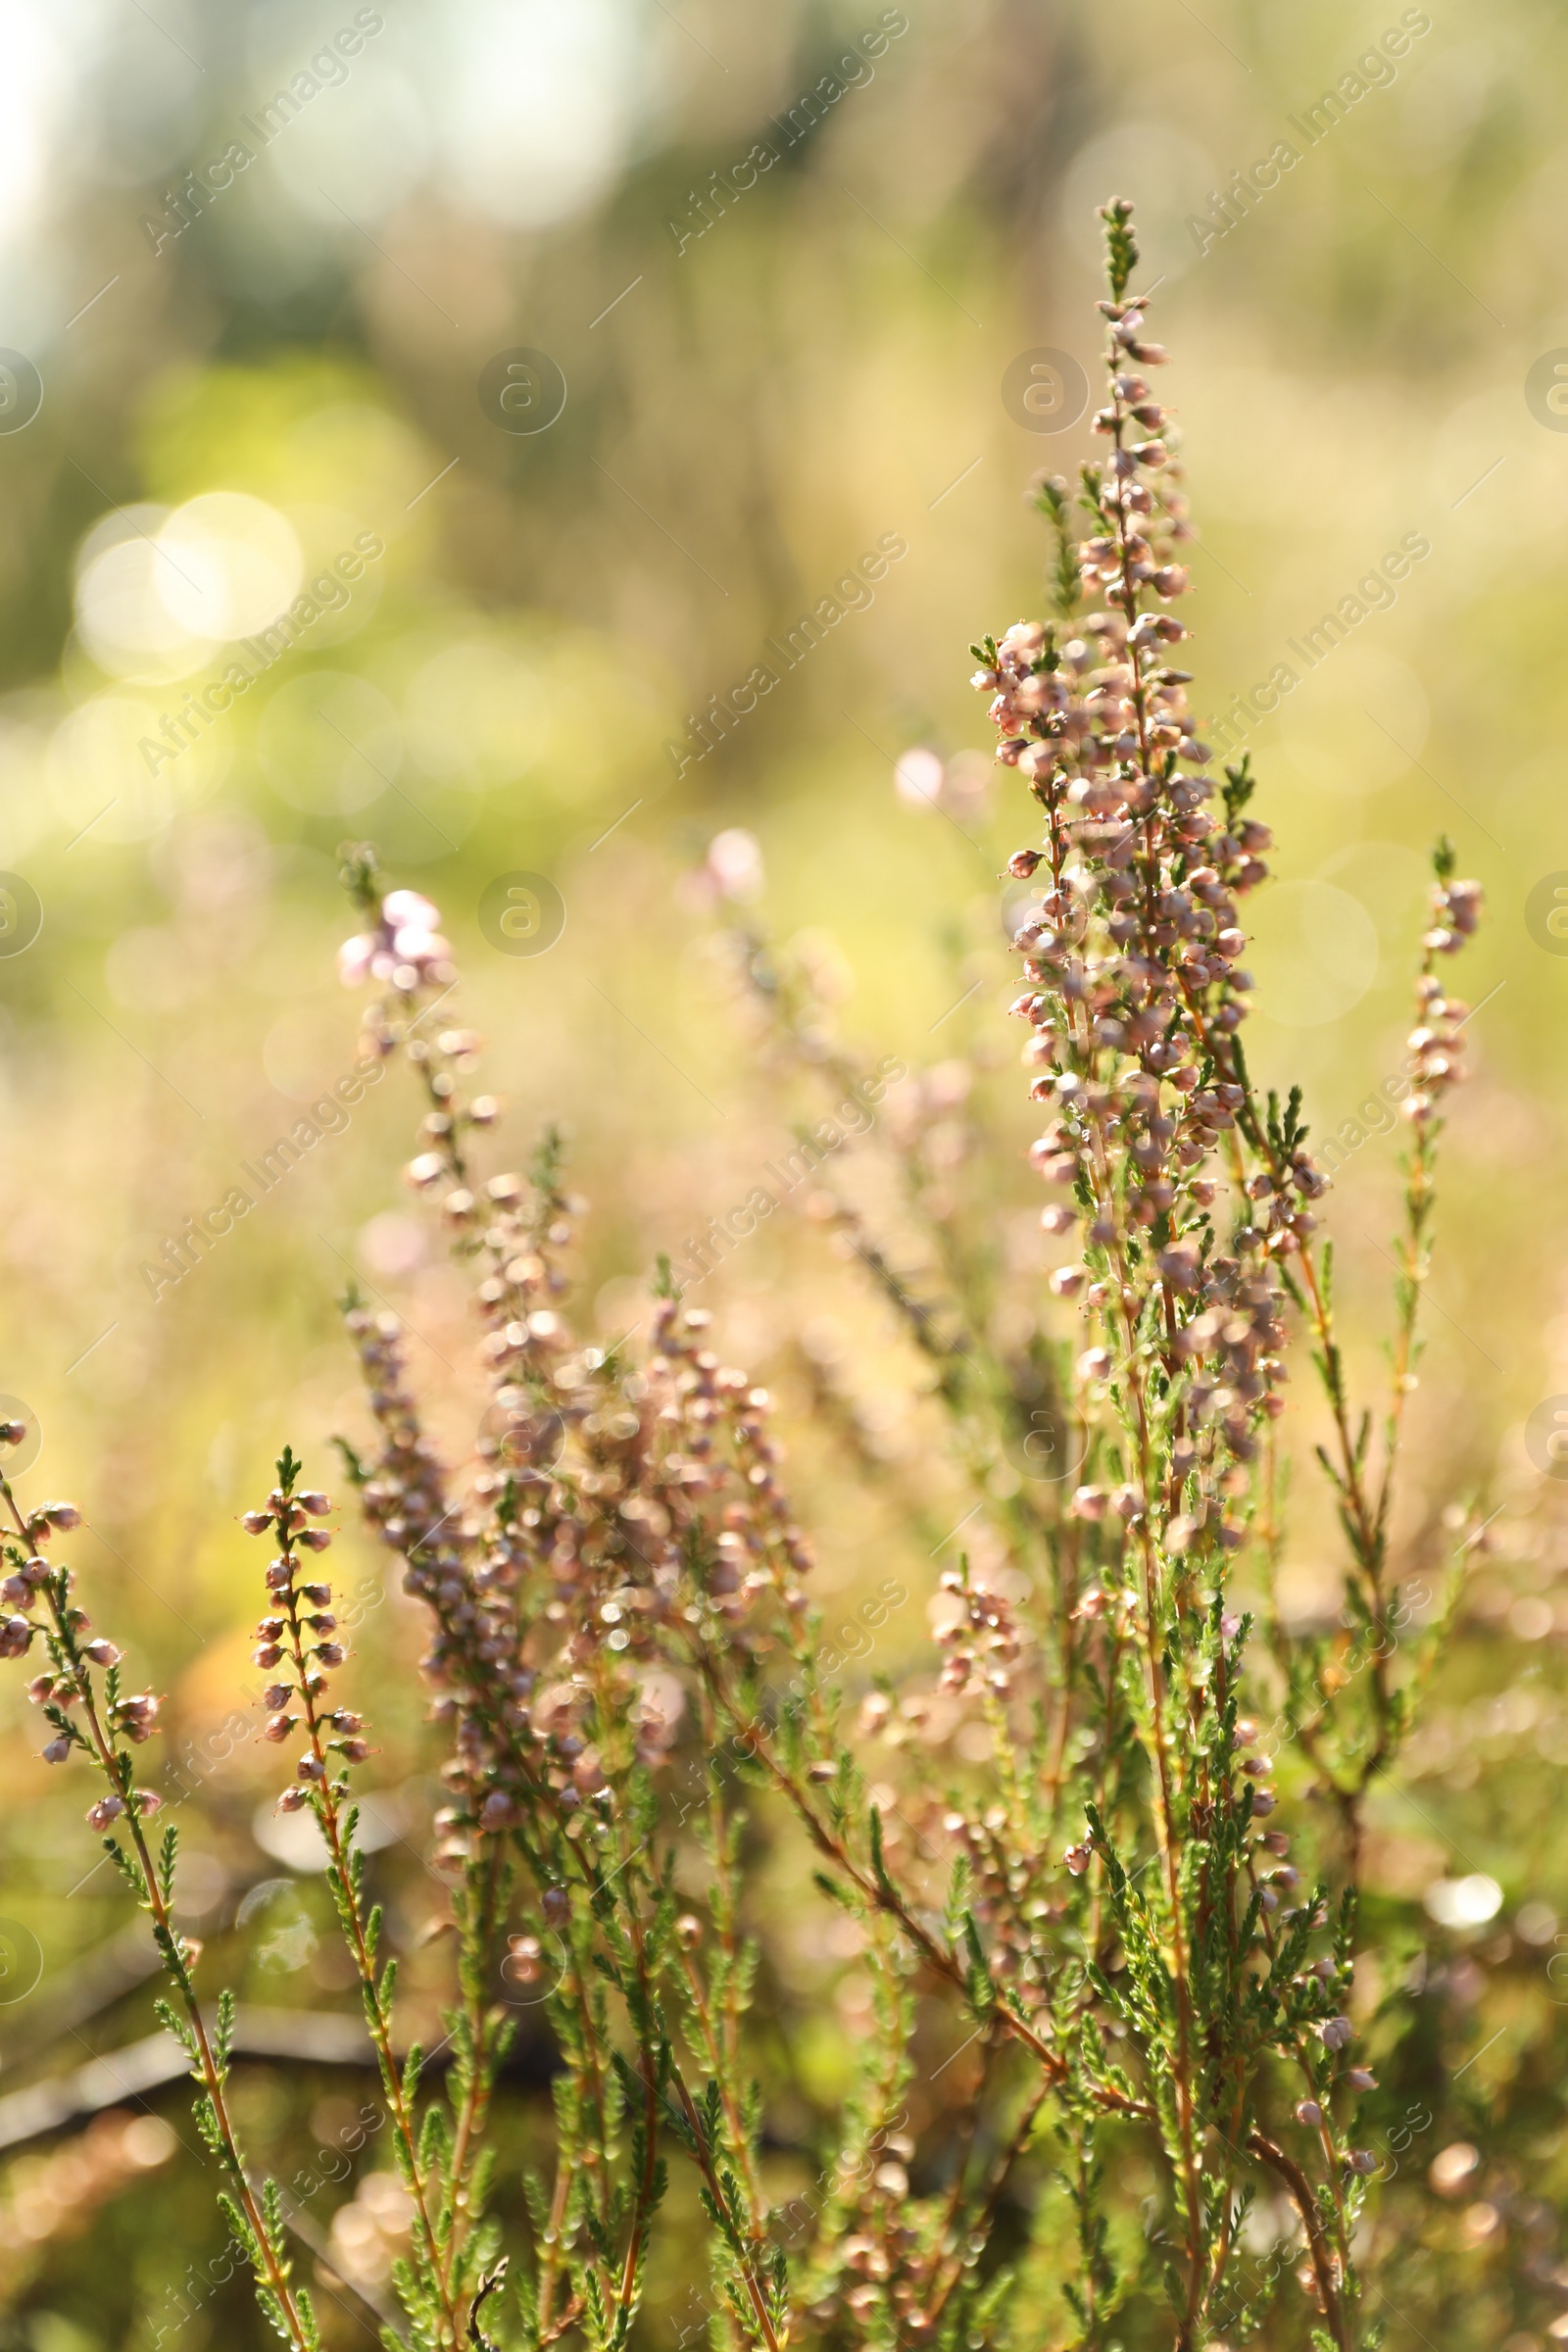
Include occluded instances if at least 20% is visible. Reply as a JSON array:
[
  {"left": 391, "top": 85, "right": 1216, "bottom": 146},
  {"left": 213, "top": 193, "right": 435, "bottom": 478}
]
[
  {"left": 670, "top": 2069, "right": 784, "bottom": 2352},
  {"left": 1247, "top": 2131, "right": 1350, "bottom": 2352}
]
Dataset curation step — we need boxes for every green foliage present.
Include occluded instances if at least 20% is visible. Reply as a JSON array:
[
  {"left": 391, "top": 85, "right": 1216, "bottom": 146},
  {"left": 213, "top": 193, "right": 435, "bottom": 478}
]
[{"left": 1098, "top": 194, "right": 1139, "bottom": 300}]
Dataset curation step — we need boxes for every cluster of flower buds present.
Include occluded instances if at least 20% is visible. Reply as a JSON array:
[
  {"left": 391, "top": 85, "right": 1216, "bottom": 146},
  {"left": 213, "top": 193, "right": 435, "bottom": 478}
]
[
  {"left": 971, "top": 204, "right": 1345, "bottom": 1603},
  {"left": 242, "top": 1475, "right": 369, "bottom": 1810},
  {"left": 931, "top": 1563, "right": 1021, "bottom": 1697},
  {"left": 0, "top": 1463, "right": 166, "bottom": 1829},
  {"left": 337, "top": 887, "right": 456, "bottom": 995},
  {"left": 344, "top": 1228, "right": 813, "bottom": 1883},
  {"left": 650, "top": 1298, "right": 814, "bottom": 1617},
  {"left": 0, "top": 1495, "right": 82, "bottom": 1655},
  {"left": 330, "top": 842, "right": 832, "bottom": 1906},
  {"left": 1402, "top": 862, "right": 1483, "bottom": 1127},
  {"left": 109, "top": 1687, "right": 163, "bottom": 1743},
  {"left": 83, "top": 1788, "right": 163, "bottom": 1832},
  {"left": 345, "top": 1298, "right": 538, "bottom": 1871},
  {"left": 1424, "top": 873, "right": 1483, "bottom": 958}
]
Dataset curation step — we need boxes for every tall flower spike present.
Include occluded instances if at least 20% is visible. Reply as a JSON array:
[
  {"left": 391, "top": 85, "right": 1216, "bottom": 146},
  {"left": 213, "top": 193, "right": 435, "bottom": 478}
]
[
  {"left": 248, "top": 1447, "right": 466, "bottom": 2348},
  {"left": 0, "top": 1446, "right": 318, "bottom": 2352},
  {"left": 967, "top": 195, "right": 1390, "bottom": 2348}
]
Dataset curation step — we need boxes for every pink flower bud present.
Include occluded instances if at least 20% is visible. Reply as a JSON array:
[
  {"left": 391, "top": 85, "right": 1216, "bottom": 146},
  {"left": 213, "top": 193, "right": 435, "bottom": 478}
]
[
  {"left": 240, "top": 1510, "right": 271, "bottom": 1536},
  {"left": 41, "top": 1502, "right": 81, "bottom": 1530},
  {"left": 383, "top": 888, "right": 440, "bottom": 931},
  {"left": 86, "top": 1795, "right": 124, "bottom": 1830},
  {"left": 1295, "top": 2100, "right": 1323, "bottom": 2128},
  {"left": 297, "top": 1492, "right": 331, "bottom": 1516},
  {"left": 275, "top": 1786, "right": 308, "bottom": 1812},
  {"left": 83, "top": 1639, "right": 122, "bottom": 1668},
  {"left": 297, "top": 1528, "right": 331, "bottom": 1551},
  {"left": 337, "top": 935, "right": 375, "bottom": 987},
  {"left": 0, "top": 1616, "right": 35, "bottom": 1658},
  {"left": 42, "top": 1735, "right": 72, "bottom": 1763},
  {"left": 116, "top": 1692, "right": 163, "bottom": 1741}
]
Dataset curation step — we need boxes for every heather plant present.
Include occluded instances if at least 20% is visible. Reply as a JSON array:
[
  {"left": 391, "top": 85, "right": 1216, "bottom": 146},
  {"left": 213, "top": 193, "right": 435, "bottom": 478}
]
[{"left": 0, "top": 198, "right": 1491, "bottom": 2352}]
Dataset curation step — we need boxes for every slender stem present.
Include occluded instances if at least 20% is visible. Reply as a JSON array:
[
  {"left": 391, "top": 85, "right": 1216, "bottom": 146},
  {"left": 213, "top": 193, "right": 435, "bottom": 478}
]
[
  {"left": 534, "top": 2159, "right": 572, "bottom": 2339},
  {"left": 274, "top": 1525, "right": 462, "bottom": 2349},
  {"left": 1247, "top": 2131, "right": 1350, "bottom": 2352},
  {"left": 440, "top": 1839, "right": 509, "bottom": 2300},
  {"left": 920, "top": 2077, "right": 1049, "bottom": 2331},
  {"left": 678, "top": 1944, "right": 766, "bottom": 2237},
  {"left": 670, "top": 2069, "right": 783, "bottom": 2352},
  {"left": 612, "top": 1872, "right": 666, "bottom": 2322}
]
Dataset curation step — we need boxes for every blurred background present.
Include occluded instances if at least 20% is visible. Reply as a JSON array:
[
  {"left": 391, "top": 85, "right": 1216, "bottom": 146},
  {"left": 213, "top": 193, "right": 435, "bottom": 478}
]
[{"left": 3, "top": 0, "right": 1568, "bottom": 2343}]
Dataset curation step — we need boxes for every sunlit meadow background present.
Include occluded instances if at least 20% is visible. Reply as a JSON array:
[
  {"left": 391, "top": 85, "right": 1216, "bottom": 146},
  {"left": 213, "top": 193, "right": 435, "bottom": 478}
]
[{"left": 2, "top": 0, "right": 1568, "bottom": 2344}]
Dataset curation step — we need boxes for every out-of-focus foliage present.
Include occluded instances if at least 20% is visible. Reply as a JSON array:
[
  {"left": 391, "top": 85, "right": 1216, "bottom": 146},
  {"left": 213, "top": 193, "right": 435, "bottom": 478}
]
[{"left": 1, "top": 2, "right": 1567, "bottom": 2348}]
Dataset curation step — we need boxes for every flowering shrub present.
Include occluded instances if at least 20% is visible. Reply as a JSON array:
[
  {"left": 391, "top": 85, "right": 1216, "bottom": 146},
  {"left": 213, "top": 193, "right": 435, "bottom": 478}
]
[{"left": 0, "top": 199, "right": 1489, "bottom": 2352}]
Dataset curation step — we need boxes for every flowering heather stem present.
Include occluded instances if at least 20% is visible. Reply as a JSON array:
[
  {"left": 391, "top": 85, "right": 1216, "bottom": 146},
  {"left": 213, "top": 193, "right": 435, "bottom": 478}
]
[
  {"left": 955, "top": 190, "right": 1486, "bottom": 2349},
  {"left": 0, "top": 180, "right": 1493, "bottom": 2352},
  {"left": 0, "top": 1467, "right": 318, "bottom": 2352},
  {"left": 247, "top": 1449, "right": 464, "bottom": 2351}
]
